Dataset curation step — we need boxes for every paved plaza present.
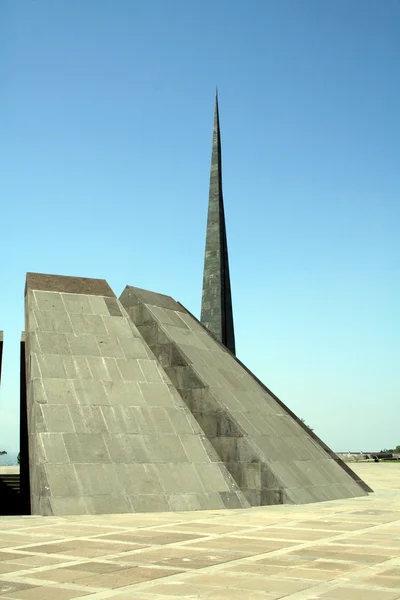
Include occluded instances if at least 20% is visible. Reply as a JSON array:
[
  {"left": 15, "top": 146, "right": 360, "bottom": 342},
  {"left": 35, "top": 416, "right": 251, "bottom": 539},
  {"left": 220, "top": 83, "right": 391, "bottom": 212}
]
[{"left": 0, "top": 463, "right": 399, "bottom": 599}]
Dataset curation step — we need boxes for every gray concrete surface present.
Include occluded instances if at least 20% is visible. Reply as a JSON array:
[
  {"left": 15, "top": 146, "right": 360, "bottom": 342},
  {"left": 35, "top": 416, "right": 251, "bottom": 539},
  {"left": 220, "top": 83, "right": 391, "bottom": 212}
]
[
  {"left": 120, "top": 286, "right": 369, "bottom": 507},
  {"left": 24, "top": 273, "right": 248, "bottom": 516}
]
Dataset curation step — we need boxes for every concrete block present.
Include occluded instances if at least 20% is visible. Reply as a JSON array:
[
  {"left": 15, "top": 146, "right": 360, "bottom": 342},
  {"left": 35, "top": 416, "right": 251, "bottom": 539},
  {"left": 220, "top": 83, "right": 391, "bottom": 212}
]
[
  {"left": 63, "top": 433, "right": 111, "bottom": 463},
  {"left": 100, "top": 406, "right": 139, "bottom": 434},
  {"left": 192, "top": 411, "right": 218, "bottom": 438},
  {"left": 31, "top": 378, "right": 48, "bottom": 405},
  {"left": 272, "top": 461, "right": 311, "bottom": 489},
  {"left": 117, "top": 463, "right": 164, "bottom": 495},
  {"left": 104, "top": 297, "right": 124, "bottom": 317},
  {"left": 103, "top": 380, "right": 144, "bottom": 406},
  {"left": 29, "top": 403, "right": 46, "bottom": 433},
  {"left": 86, "top": 356, "right": 110, "bottom": 380},
  {"left": 168, "top": 407, "right": 198, "bottom": 434},
  {"left": 102, "top": 315, "right": 134, "bottom": 338},
  {"left": 137, "top": 323, "right": 159, "bottom": 346},
  {"left": 180, "top": 434, "right": 216, "bottom": 463},
  {"left": 34, "top": 310, "right": 73, "bottom": 334},
  {"left": 68, "top": 405, "right": 108, "bottom": 434},
  {"left": 36, "top": 332, "right": 71, "bottom": 355},
  {"left": 129, "top": 494, "right": 170, "bottom": 513},
  {"left": 67, "top": 334, "right": 101, "bottom": 357},
  {"left": 50, "top": 497, "right": 88, "bottom": 515},
  {"left": 243, "top": 489, "right": 261, "bottom": 506},
  {"left": 118, "top": 336, "right": 149, "bottom": 359},
  {"left": 197, "top": 493, "right": 226, "bottom": 510},
  {"left": 147, "top": 305, "right": 178, "bottom": 326},
  {"left": 241, "top": 463, "right": 261, "bottom": 489},
  {"left": 143, "top": 435, "right": 189, "bottom": 463},
  {"left": 138, "top": 382, "right": 176, "bottom": 407},
  {"left": 137, "top": 359, "right": 163, "bottom": 383},
  {"left": 37, "top": 354, "right": 67, "bottom": 379},
  {"left": 42, "top": 378, "right": 77, "bottom": 404},
  {"left": 41, "top": 405, "right": 75, "bottom": 433},
  {"left": 62, "top": 293, "right": 93, "bottom": 314},
  {"left": 69, "top": 313, "right": 108, "bottom": 336},
  {"left": 116, "top": 359, "right": 145, "bottom": 382},
  {"left": 219, "top": 491, "right": 248, "bottom": 508},
  {"left": 157, "top": 463, "right": 204, "bottom": 494},
  {"left": 195, "top": 463, "right": 230, "bottom": 492},
  {"left": 147, "top": 407, "right": 175, "bottom": 434},
  {"left": 45, "top": 464, "right": 80, "bottom": 497},
  {"left": 211, "top": 436, "right": 239, "bottom": 463},
  {"left": 90, "top": 494, "right": 132, "bottom": 514},
  {"left": 163, "top": 324, "right": 207, "bottom": 349},
  {"left": 261, "top": 489, "right": 284, "bottom": 505},
  {"left": 88, "top": 295, "right": 110, "bottom": 316},
  {"left": 104, "top": 357, "right": 123, "bottom": 381},
  {"left": 74, "top": 463, "right": 120, "bottom": 496},
  {"left": 96, "top": 335, "right": 125, "bottom": 358},
  {"left": 62, "top": 356, "right": 92, "bottom": 379},
  {"left": 34, "top": 291, "right": 65, "bottom": 312},
  {"left": 168, "top": 494, "right": 202, "bottom": 511},
  {"left": 73, "top": 379, "right": 109, "bottom": 405},
  {"left": 39, "top": 433, "right": 69, "bottom": 463},
  {"left": 103, "top": 433, "right": 148, "bottom": 462},
  {"left": 236, "top": 438, "right": 260, "bottom": 463},
  {"left": 216, "top": 411, "right": 242, "bottom": 437}
]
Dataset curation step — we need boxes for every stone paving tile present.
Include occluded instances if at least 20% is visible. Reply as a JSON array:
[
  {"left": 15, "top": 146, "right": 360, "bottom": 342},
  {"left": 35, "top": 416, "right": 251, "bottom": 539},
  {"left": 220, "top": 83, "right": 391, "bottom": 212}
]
[
  {"left": 18, "top": 540, "right": 144, "bottom": 558},
  {"left": 64, "top": 561, "right": 134, "bottom": 574},
  {"left": 0, "top": 582, "right": 38, "bottom": 596},
  {"left": 69, "top": 565, "right": 185, "bottom": 588},
  {"left": 130, "top": 581, "right": 280, "bottom": 598},
  {"left": 300, "top": 559, "right": 363, "bottom": 572},
  {"left": 114, "top": 546, "right": 247, "bottom": 569},
  {"left": 0, "top": 555, "right": 33, "bottom": 563},
  {"left": 357, "top": 575, "right": 400, "bottom": 589},
  {"left": 2, "top": 587, "right": 93, "bottom": 599},
  {"left": 6, "top": 556, "right": 68, "bottom": 567},
  {"left": 316, "top": 587, "right": 400, "bottom": 599}
]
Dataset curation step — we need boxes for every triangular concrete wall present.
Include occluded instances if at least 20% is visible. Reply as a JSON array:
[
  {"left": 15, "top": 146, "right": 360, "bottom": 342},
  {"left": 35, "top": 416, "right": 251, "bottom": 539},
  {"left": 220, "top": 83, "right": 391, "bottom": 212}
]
[
  {"left": 120, "top": 285, "right": 371, "bottom": 506},
  {"left": 24, "top": 273, "right": 249, "bottom": 515}
]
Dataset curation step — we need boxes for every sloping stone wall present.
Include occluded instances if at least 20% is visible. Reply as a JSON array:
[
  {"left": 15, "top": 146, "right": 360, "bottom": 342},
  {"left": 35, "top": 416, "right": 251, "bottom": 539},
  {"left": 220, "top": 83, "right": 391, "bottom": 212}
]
[
  {"left": 120, "top": 286, "right": 370, "bottom": 506},
  {"left": 24, "top": 273, "right": 248, "bottom": 515}
]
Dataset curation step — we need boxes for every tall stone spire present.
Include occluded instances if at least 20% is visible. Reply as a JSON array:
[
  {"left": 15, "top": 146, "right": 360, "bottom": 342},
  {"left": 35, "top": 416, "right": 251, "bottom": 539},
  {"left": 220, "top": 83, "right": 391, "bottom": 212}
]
[{"left": 201, "top": 91, "right": 236, "bottom": 355}]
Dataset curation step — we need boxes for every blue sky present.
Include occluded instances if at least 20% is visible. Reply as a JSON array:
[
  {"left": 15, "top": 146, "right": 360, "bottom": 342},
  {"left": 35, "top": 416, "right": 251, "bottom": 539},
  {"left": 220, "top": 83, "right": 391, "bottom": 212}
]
[{"left": 0, "top": 0, "right": 398, "bottom": 454}]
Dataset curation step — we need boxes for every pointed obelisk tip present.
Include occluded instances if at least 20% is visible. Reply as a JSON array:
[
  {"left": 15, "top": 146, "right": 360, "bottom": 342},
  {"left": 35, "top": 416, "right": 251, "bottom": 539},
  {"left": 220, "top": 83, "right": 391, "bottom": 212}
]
[
  {"left": 214, "top": 87, "right": 219, "bottom": 123},
  {"left": 201, "top": 88, "right": 236, "bottom": 356}
]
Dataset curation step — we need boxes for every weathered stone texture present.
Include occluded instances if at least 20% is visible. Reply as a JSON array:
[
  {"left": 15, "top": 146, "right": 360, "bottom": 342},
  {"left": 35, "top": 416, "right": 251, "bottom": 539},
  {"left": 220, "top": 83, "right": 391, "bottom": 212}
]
[
  {"left": 25, "top": 273, "right": 248, "bottom": 516},
  {"left": 121, "top": 285, "right": 370, "bottom": 506}
]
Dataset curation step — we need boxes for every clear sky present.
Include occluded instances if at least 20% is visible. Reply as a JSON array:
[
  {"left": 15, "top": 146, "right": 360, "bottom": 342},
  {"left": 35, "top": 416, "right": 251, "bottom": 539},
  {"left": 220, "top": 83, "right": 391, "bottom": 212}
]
[{"left": 0, "top": 0, "right": 398, "bottom": 454}]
